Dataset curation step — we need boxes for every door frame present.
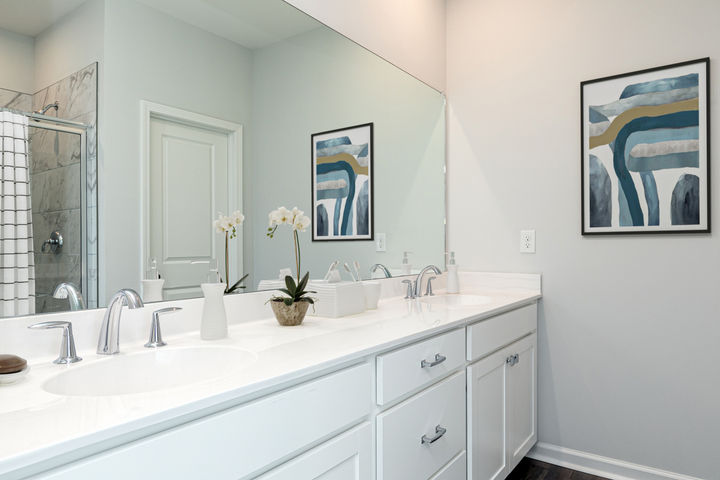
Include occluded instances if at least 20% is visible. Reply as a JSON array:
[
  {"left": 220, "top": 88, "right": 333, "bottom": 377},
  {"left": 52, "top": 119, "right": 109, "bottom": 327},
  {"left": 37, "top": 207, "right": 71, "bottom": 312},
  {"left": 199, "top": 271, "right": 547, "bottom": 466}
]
[{"left": 139, "top": 100, "right": 243, "bottom": 291}]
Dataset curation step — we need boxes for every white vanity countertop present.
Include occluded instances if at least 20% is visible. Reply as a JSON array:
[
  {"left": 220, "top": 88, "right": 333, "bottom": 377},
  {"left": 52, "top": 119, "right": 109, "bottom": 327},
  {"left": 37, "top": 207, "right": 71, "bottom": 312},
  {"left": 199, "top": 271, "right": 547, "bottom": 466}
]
[{"left": 0, "top": 280, "right": 540, "bottom": 477}]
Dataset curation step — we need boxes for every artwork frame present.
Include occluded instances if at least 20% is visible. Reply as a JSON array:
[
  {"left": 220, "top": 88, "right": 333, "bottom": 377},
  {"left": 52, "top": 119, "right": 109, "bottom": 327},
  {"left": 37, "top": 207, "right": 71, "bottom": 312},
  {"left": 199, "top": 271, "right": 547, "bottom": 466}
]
[
  {"left": 311, "top": 122, "right": 374, "bottom": 241},
  {"left": 581, "top": 58, "right": 710, "bottom": 235}
]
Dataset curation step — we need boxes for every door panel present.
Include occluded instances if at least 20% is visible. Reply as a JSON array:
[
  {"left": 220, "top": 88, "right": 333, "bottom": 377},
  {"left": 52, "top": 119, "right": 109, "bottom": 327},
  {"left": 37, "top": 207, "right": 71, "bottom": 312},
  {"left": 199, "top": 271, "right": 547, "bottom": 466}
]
[
  {"left": 149, "top": 117, "right": 232, "bottom": 300},
  {"left": 467, "top": 349, "right": 508, "bottom": 480},
  {"left": 507, "top": 334, "right": 537, "bottom": 471}
]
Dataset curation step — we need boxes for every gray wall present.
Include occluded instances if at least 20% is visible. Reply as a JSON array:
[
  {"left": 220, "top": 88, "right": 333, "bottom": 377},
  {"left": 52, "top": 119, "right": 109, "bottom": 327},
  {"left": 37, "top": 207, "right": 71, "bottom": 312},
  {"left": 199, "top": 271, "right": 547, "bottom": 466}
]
[
  {"left": 100, "top": 0, "right": 254, "bottom": 302},
  {"left": 446, "top": 0, "right": 720, "bottom": 478},
  {"left": 250, "top": 27, "right": 445, "bottom": 284}
]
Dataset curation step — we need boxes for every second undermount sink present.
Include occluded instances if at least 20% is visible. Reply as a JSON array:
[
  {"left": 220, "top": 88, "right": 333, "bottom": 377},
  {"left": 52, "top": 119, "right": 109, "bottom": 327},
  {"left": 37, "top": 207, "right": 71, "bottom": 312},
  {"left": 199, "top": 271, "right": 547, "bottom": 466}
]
[
  {"left": 420, "top": 294, "right": 493, "bottom": 308},
  {"left": 43, "top": 346, "right": 257, "bottom": 397}
]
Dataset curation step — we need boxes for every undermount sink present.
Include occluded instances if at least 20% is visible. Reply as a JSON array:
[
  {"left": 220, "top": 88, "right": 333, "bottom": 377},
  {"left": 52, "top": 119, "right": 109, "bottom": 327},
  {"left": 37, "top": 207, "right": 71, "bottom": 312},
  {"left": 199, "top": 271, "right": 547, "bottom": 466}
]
[
  {"left": 420, "top": 294, "right": 493, "bottom": 308},
  {"left": 43, "top": 346, "right": 257, "bottom": 397}
]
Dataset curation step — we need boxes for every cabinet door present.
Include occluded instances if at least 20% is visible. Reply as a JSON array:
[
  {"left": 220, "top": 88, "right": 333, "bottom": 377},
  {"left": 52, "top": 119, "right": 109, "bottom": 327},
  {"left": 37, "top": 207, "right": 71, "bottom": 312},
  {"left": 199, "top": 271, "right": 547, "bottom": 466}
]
[
  {"left": 258, "top": 423, "right": 372, "bottom": 480},
  {"left": 506, "top": 334, "right": 537, "bottom": 472},
  {"left": 467, "top": 348, "right": 510, "bottom": 480}
]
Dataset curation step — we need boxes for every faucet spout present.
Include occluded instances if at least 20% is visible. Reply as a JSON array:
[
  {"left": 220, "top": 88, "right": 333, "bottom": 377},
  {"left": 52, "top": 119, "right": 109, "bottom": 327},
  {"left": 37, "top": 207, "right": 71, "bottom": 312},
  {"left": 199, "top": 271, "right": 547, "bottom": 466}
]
[
  {"left": 414, "top": 265, "right": 442, "bottom": 298},
  {"left": 52, "top": 282, "right": 86, "bottom": 311},
  {"left": 370, "top": 263, "right": 392, "bottom": 278},
  {"left": 97, "top": 289, "right": 144, "bottom": 355}
]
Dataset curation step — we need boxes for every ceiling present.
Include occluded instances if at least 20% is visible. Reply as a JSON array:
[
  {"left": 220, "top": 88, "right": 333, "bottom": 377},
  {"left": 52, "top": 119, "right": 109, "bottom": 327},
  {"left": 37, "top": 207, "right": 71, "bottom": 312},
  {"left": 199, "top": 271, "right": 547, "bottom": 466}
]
[
  {"left": 0, "top": 0, "right": 321, "bottom": 49},
  {"left": 0, "top": 0, "right": 89, "bottom": 37},
  {"left": 135, "top": 0, "right": 322, "bottom": 49}
]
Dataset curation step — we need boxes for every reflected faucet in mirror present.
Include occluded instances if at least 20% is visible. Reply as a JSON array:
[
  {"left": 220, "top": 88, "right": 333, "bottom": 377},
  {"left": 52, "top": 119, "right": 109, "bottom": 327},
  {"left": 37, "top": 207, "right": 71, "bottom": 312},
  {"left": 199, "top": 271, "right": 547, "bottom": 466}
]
[
  {"left": 97, "top": 289, "right": 144, "bottom": 355},
  {"left": 52, "top": 283, "right": 86, "bottom": 311},
  {"left": 371, "top": 264, "right": 392, "bottom": 278}
]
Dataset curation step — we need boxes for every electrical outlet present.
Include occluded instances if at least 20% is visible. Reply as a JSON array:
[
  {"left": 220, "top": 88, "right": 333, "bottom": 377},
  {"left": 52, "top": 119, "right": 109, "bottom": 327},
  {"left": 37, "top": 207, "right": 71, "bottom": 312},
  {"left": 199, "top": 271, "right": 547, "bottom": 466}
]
[
  {"left": 520, "top": 230, "right": 535, "bottom": 253},
  {"left": 376, "top": 233, "right": 386, "bottom": 252}
]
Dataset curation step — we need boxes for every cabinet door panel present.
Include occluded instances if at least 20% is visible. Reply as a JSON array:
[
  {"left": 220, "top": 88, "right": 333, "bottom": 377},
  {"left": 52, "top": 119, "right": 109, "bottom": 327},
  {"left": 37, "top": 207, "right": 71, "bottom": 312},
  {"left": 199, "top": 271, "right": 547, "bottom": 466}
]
[
  {"left": 507, "top": 334, "right": 537, "bottom": 471},
  {"left": 259, "top": 423, "right": 372, "bottom": 480},
  {"left": 467, "top": 347, "right": 510, "bottom": 480}
]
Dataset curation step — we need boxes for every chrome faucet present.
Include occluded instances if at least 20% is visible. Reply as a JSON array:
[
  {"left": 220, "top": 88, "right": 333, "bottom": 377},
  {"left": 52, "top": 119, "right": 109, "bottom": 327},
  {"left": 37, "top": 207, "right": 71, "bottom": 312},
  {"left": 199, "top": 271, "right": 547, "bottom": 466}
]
[
  {"left": 53, "top": 282, "right": 86, "bottom": 311},
  {"left": 414, "top": 265, "right": 442, "bottom": 298},
  {"left": 370, "top": 263, "right": 392, "bottom": 278},
  {"left": 97, "top": 289, "right": 144, "bottom": 355}
]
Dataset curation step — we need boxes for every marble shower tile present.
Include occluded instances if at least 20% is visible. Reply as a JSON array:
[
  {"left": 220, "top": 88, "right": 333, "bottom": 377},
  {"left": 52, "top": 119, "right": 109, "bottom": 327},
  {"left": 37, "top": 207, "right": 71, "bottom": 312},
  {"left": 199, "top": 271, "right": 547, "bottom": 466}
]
[{"left": 31, "top": 163, "right": 81, "bottom": 213}]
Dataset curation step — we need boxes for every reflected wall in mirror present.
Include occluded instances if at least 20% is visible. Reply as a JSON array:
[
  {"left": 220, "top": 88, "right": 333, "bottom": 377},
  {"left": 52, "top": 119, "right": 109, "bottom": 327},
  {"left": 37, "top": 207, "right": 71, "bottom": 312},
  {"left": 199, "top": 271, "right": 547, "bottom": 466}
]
[{"left": 0, "top": 0, "right": 445, "bottom": 318}]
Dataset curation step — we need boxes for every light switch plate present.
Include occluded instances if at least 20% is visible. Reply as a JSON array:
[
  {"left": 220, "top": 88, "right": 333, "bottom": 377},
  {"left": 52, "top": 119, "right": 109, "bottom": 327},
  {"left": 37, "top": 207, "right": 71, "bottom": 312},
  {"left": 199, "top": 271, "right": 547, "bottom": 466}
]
[
  {"left": 520, "top": 230, "right": 535, "bottom": 253},
  {"left": 376, "top": 233, "right": 386, "bottom": 252}
]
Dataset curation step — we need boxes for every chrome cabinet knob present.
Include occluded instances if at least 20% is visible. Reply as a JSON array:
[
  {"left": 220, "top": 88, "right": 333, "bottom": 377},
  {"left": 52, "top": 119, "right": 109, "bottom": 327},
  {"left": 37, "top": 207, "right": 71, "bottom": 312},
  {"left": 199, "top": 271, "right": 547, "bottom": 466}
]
[
  {"left": 145, "top": 307, "right": 182, "bottom": 348},
  {"left": 28, "top": 321, "right": 82, "bottom": 364}
]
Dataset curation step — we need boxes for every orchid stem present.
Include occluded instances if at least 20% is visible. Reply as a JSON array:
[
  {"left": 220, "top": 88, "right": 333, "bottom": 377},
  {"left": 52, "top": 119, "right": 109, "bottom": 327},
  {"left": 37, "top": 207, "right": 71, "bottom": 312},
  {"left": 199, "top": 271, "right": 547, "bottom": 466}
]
[{"left": 225, "top": 232, "right": 230, "bottom": 292}]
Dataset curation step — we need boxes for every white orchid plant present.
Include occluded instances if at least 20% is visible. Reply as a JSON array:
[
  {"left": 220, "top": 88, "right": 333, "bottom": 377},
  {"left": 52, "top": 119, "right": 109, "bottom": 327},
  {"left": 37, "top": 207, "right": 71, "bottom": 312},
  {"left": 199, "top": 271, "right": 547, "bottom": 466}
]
[
  {"left": 267, "top": 207, "right": 314, "bottom": 305},
  {"left": 213, "top": 210, "right": 248, "bottom": 294}
]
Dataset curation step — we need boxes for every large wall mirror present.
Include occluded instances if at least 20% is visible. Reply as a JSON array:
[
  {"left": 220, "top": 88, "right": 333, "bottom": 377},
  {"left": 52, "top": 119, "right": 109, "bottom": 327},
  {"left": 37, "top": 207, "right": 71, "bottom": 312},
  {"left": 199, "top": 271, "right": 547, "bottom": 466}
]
[{"left": 0, "top": 0, "right": 446, "bottom": 318}]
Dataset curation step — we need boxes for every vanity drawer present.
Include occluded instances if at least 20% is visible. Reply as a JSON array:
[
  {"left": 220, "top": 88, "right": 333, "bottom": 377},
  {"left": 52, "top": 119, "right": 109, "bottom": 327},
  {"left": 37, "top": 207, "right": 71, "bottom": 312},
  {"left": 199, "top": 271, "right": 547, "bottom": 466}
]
[
  {"left": 466, "top": 303, "right": 536, "bottom": 362},
  {"left": 377, "top": 328, "right": 465, "bottom": 405},
  {"left": 430, "top": 451, "right": 466, "bottom": 480},
  {"left": 377, "top": 371, "right": 466, "bottom": 480},
  {"left": 33, "top": 363, "right": 372, "bottom": 480}
]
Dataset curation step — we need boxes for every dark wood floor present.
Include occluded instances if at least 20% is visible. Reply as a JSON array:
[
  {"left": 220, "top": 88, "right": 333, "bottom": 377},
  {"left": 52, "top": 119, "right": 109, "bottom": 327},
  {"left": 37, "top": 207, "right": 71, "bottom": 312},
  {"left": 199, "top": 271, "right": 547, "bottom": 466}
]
[{"left": 506, "top": 458, "right": 610, "bottom": 480}]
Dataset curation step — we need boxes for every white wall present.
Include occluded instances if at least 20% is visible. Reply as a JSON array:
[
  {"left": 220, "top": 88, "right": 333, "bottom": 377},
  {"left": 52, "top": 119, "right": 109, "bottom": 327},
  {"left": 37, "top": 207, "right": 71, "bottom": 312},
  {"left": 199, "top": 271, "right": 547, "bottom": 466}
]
[
  {"left": 250, "top": 27, "right": 445, "bottom": 284},
  {"left": 100, "top": 0, "right": 253, "bottom": 301},
  {"left": 284, "top": 0, "right": 446, "bottom": 92},
  {"left": 34, "top": 0, "right": 104, "bottom": 93},
  {"left": 446, "top": 0, "right": 720, "bottom": 478},
  {"left": 0, "top": 28, "right": 34, "bottom": 93}
]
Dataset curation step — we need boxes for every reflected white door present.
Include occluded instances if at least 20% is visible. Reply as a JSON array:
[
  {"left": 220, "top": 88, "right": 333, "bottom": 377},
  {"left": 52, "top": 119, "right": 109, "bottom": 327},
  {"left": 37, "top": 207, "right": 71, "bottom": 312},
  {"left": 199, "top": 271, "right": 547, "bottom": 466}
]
[{"left": 149, "top": 117, "right": 235, "bottom": 300}]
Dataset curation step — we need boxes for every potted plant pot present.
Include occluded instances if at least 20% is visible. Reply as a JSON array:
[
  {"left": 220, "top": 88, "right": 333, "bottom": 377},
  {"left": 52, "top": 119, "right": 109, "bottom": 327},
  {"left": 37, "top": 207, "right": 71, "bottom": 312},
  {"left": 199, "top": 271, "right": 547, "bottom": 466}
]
[{"left": 270, "top": 300, "right": 310, "bottom": 326}]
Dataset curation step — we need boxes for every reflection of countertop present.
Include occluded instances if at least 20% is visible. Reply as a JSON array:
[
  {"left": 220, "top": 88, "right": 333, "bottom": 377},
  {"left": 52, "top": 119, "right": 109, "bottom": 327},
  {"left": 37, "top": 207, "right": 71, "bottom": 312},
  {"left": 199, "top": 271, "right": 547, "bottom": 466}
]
[{"left": 0, "top": 277, "right": 540, "bottom": 478}]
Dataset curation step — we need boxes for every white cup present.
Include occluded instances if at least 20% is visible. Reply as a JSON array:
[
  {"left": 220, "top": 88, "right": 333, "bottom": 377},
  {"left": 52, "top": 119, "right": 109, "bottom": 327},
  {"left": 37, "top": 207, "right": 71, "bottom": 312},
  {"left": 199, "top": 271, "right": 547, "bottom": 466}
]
[
  {"left": 362, "top": 281, "right": 381, "bottom": 309},
  {"left": 142, "top": 278, "right": 165, "bottom": 302}
]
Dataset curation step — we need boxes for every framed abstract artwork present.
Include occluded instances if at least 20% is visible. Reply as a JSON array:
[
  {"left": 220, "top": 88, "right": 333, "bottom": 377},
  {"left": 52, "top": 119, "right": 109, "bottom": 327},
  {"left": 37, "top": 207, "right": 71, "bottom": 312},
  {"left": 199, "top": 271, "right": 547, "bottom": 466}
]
[
  {"left": 581, "top": 58, "right": 710, "bottom": 235},
  {"left": 312, "top": 123, "right": 373, "bottom": 241}
]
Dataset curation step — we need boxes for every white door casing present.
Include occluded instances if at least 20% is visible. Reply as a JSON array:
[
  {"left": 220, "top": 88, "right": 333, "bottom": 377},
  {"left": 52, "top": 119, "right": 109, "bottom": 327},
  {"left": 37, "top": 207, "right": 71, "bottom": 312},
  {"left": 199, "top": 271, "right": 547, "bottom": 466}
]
[{"left": 140, "top": 101, "right": 242, "bottom": 300}]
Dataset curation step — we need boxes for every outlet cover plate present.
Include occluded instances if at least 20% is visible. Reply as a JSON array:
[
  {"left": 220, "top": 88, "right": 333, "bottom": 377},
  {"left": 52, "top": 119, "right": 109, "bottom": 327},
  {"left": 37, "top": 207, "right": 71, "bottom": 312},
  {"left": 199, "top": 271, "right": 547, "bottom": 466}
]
[
  {"left": 376, "top": 233, "right": 386, "bottom": 252},
  {"left": 520, "top": 230, "right": 535, "bottom": 253}
]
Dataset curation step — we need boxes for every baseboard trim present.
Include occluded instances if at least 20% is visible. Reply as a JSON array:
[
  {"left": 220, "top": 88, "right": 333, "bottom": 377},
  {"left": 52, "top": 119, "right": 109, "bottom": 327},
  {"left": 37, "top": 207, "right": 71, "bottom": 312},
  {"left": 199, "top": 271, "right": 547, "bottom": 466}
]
[{"left": 527, "top": 442, "right": 703, "bottom": 480}]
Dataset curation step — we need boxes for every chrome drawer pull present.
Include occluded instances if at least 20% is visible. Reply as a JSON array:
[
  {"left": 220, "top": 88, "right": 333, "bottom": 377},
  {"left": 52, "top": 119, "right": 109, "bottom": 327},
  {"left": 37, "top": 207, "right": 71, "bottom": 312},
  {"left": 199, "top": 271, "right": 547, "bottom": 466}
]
[
  {"left": 420, "top": 353, "right": 446, "bottom": 368},
  {"left": 421, "top": 425, "right": 447, "bottom": 445},
  {"left": 506, "top": 354, "right": 519, "bottom": 366}
]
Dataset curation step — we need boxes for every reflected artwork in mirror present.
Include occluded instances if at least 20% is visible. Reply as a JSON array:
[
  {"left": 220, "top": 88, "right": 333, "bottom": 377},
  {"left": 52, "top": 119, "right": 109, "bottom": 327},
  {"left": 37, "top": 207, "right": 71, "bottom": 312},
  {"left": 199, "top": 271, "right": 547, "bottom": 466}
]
[{"left": 0, "top": 0, "right": 445, "bottom": 319}]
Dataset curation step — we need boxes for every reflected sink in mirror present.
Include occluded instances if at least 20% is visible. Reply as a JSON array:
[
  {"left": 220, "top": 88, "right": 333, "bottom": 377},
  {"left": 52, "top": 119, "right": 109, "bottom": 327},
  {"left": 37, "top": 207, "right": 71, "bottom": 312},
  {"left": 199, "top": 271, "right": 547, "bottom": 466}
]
[
  {"left": 420, "top": 295, "right": 493, "bottom": 308},
  {"left": 43, "top": 346, "right": 257, "bottom": 397}
]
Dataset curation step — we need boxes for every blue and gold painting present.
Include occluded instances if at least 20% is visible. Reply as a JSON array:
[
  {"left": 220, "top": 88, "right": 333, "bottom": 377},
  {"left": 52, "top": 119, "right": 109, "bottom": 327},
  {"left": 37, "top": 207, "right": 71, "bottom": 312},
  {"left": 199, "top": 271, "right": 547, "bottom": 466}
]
[
  {"left": 581, "top": 59, "right": 709, "bottom": 234},
  {"left": 312, "top": 123, "right": 373, "bottom": 240}
]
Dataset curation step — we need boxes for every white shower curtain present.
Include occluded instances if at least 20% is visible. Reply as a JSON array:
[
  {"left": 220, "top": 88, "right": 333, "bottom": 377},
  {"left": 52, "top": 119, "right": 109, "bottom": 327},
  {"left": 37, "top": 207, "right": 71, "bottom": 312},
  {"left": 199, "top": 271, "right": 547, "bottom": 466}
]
[{"left": 0, "top": 110, "right": 35, "bottom": 316}]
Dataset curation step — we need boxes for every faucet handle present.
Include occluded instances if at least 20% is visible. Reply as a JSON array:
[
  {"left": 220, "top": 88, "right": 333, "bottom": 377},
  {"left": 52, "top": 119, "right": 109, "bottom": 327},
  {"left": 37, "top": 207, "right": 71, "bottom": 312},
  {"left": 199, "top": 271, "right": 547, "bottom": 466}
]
[
  {"left": 425, "top": 276, "right": 437, "bottom": 297},
  {"left": 401, "top": 279, "right": 416, "bottom": 299},
  {"left": 145, "top": 307, "right": 182, "bottom": 348},
  {"left": 28, "top": 321, "right": 82, "bottom": 364}
]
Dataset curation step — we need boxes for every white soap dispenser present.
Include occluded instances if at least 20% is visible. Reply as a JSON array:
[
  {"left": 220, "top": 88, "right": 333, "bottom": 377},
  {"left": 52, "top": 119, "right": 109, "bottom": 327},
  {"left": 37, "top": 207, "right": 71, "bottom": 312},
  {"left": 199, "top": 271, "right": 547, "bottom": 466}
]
[
  {"left": 197, "top": 259, "right": 228, "bottom": 340},
  {"left": 446, "top": 252, "right": 460, "bottom": 294},
  {"left": 400, "top": 251, "right": 413, "bottom": 275}
]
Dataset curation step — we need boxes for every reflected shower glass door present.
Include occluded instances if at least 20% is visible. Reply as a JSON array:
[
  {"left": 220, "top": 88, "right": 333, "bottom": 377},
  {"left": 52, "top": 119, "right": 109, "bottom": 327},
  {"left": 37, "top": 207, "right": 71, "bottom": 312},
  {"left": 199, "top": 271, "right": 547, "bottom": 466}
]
[{"left": 27, "top": 122, "right": 88, "bottom": 314}]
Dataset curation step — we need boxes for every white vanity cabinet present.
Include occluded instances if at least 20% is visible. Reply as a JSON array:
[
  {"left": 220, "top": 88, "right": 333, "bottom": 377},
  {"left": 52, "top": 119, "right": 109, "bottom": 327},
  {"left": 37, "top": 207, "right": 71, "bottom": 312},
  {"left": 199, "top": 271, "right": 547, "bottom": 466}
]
[
  {"left": 466, "top": 304, "right": 537, "bottom": 480},
  {"left": 18, "top": 300, "right": 539, "bottom": 480}
]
